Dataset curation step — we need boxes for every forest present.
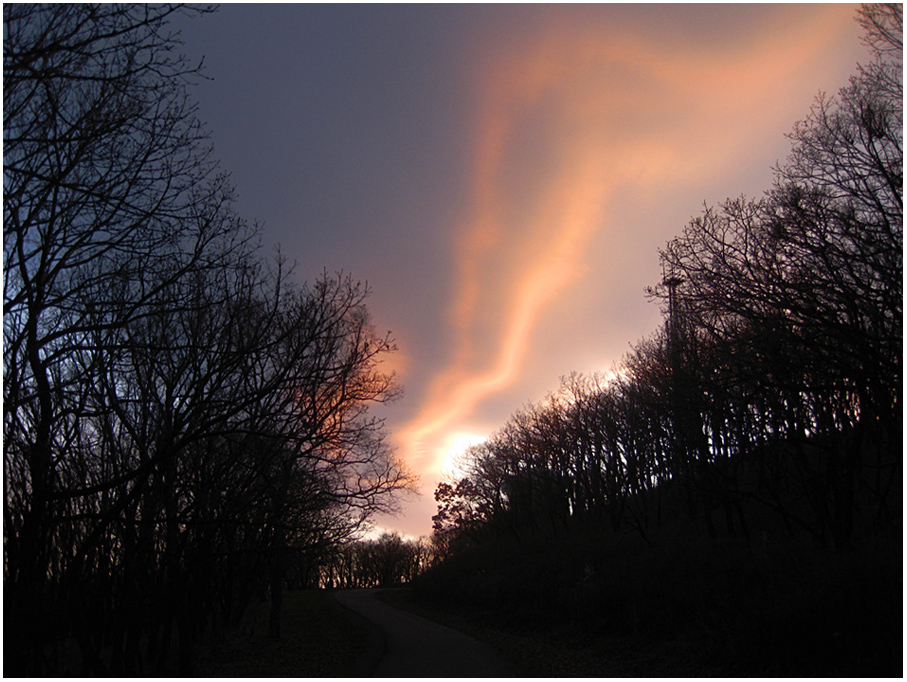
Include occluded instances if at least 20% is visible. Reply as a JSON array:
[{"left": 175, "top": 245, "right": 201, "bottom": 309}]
[
  {"left": 420, "top": 4, "right": 902, "bottom": 677},
  {"left": 3, "top": 5, "right": 419, "bottom": 675},
  {"left": 3, "top": 3, "right": 902, "bottom": 678}
]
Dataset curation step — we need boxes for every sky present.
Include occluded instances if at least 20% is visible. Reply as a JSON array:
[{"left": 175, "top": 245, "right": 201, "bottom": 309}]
[{"left": 175, "top": 3, "right": 869, "bottom": 538}]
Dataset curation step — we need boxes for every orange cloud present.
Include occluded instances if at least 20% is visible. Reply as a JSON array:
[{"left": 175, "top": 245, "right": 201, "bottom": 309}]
[{"left": 396, "top": 5, "right": 858, "bottom": 478}]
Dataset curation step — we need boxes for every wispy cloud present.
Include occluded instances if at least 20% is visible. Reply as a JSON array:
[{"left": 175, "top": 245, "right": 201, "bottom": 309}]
[{"left": 396, "top": 5, "right": 857, "bottom": 478}]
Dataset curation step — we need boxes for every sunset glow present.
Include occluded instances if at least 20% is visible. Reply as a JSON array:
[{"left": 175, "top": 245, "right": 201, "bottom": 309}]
[
  {"left": 395, "top": 5, "right": 861, "bottom": 518},
  {"left": 174, "top": 4, "right": 868, "bottom": 537},
  {"left": 9, "top": 6, "right": 897, "bottom": 672},
  {"left": 439, "top": 431, "right": 487, "bottom": 480}
]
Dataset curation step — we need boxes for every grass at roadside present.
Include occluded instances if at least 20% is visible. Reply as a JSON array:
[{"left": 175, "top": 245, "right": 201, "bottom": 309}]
[
  {"left": 377, "top": 587, "right": 737, "bottom": 677},
  {"left": 195, "top": 590, "right": 374, "bottom": 677}
]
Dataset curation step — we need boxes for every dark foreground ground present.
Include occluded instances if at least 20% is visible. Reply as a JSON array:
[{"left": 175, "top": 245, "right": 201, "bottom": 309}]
[
  {"left": 376, "top": 587, "right": 738, "bottom": 677},
  {"left": 335, "top": 588, "right": 523, "bottom": 676},
  {"left": 193, "top": 567, "right": 900, "bottom": 677},
  {"left": 194, "top": 590, "right": 374, "bottom": 677},
  {"left": 195, "top": 588, "right": 532, "bottom": 677},
  {"left": 195, "top": 587, "right": 738, "bottom": 677}
]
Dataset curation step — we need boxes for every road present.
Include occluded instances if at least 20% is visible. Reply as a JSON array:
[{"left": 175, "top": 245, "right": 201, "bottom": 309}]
[{"left": 333, "top": 589, "right": 524, "bottom": 678}]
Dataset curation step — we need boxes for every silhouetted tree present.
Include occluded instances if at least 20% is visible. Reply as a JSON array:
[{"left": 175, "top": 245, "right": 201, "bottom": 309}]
[
  {"left": 3, "top": 5, "right": 230, "bottom": 673},
  {"left": 654, "top": 4, "right": 901, "bottom": 545},
  {"left": 432, "top": 0, "right": 900, "bottom": 576},
  {"left": 3, "top": 5, "right": 414, "bottom": 673},
  {"left": 318, "top": 532, "right": 428, "bottom": 587},
  {"left": 432, "top": 477, "right": 489, "bottom": 555}
]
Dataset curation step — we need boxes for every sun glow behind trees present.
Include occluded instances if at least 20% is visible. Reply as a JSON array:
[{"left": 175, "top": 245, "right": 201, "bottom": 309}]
[
  {"left": 423, "top": 10, "right": 900, "bottom": 673},
  {"left": 439, "top": 432, "right": 488, "bottom": 479},
  {"left": 394, "top": 5, "right": 862, "bottom": 517}
]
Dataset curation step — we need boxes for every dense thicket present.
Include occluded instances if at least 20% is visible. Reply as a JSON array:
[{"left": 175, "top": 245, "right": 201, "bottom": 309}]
[
  {"left": 4, "top": 5, "right": 413, "bottom": 675},
  {"left": 425, "top": 5, "right": 901, "bottom": 675}
]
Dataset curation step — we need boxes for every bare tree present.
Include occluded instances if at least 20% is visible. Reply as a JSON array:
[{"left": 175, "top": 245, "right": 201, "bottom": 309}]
[
  {"left": 654, "top": 3, "right": 901, "bottom": 547},
  {"left": 3, "top": 5, "right": 233, "bottom": 673},
  {"left": 4, "top": 6, "right": 415, "bottom": 673}
]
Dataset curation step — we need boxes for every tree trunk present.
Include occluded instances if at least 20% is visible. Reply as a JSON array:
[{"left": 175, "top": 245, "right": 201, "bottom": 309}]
[{"left": 268, "top": 528, "right": 286, "bottom": 639}]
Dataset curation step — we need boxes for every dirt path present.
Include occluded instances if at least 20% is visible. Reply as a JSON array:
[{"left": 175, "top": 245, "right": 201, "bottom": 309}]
[{"left": 333, "top": 589, "right": 523, "bottom": 678}]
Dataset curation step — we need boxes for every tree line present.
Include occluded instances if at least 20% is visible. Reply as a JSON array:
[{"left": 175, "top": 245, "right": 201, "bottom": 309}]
[
  {"left": 4, "top": 5, "right": 414, "bottom": 675},
  {"left": 425, "top": 8, "right": 900, "bottom": 673},
  {"left": 318, "top": 532, "right": 432, "bottom": 589},
  {"left": 432, "top": 3, "right": 900, "bottom": 570}
]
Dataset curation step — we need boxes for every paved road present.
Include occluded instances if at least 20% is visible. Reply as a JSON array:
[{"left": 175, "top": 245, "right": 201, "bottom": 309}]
[{"left": 334, "top": 589, "right": 523, "bottom": 678}]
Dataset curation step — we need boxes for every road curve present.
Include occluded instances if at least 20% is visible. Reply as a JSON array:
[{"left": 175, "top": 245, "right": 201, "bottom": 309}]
[{"left": 333, "top": 589, "right": 523, "bottom": 678}]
